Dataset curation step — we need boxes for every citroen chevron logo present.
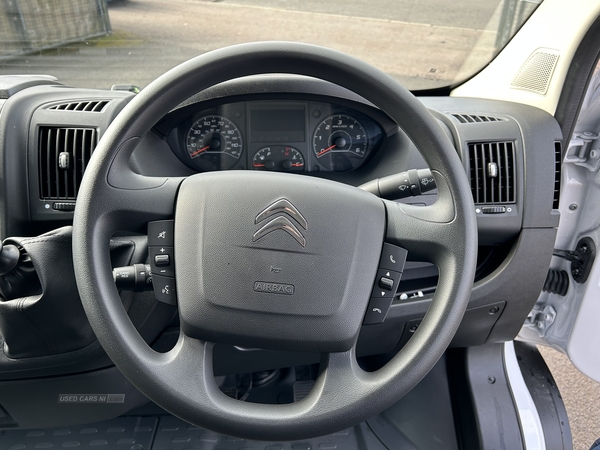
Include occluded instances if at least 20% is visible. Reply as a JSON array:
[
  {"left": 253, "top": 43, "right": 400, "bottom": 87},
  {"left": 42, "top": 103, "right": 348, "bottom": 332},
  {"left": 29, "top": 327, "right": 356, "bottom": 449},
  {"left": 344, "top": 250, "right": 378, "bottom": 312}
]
[{"left": 253, "top": 199, "right": 307, "bottom": 247}]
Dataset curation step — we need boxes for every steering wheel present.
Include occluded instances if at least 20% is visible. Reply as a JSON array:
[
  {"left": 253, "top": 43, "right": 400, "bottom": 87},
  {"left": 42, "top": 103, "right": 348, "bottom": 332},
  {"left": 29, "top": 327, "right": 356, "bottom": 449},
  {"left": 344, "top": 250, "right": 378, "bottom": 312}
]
[{"left": 72, "top": 42, "right": 477, "bottom": 441}]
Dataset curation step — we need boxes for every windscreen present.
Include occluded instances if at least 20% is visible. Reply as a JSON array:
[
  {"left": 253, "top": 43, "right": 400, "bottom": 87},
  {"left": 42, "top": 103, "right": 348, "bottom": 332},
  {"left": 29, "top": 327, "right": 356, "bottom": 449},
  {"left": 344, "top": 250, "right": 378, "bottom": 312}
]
[{"left": 0, "top": 0, "right": 542, "bottom": 90}]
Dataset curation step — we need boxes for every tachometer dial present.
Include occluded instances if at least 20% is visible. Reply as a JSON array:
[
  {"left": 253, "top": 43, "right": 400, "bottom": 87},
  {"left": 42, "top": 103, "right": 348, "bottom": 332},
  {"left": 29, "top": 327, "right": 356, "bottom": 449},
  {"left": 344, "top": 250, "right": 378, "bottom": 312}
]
[
  {"left": 312, "top": 114, "right": 368, "bottom": 171},
  {"left": 186, "top": 115, "right": 243, "bottom": 171},
  {"left": 252, "top": 146, "right": 305, "bottom": 172}
]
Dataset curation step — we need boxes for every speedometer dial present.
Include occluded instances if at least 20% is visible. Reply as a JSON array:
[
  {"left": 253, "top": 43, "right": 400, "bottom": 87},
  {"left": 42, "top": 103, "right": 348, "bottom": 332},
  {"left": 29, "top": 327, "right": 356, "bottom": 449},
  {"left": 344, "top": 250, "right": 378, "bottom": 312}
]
[
  {"left": 186, "top": 115, "right": 243, "bottom": 171},
  {"left": 312, "top": 114, "right": 368, "bottom": 171}
]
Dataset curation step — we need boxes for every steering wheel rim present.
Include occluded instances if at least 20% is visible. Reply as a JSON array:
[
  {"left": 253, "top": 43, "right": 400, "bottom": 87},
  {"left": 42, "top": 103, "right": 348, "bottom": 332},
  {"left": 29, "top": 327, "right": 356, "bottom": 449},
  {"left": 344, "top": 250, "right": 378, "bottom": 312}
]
[{"left": 72, "top": 41, "right": 477, "bottom": 441}]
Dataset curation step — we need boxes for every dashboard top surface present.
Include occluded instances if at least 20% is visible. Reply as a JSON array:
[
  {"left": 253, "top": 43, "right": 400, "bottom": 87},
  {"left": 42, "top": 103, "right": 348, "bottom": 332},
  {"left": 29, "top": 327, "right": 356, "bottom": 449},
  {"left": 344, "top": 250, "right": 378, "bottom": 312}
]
[{"left": 0, "top": 73, "right": 564, "bottom": 381}]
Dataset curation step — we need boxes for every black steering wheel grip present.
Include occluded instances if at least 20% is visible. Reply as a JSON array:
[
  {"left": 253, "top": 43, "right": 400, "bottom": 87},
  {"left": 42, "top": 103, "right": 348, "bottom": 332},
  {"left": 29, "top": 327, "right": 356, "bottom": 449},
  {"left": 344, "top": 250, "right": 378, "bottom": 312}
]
[{"left": 72, "top": 42, "right": 477, "bottom": 441}]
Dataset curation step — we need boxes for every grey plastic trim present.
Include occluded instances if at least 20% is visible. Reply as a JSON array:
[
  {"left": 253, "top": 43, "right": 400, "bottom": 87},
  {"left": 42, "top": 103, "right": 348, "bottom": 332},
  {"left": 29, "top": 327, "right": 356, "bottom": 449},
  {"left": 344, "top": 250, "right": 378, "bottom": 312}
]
[{"left": 504, "top": 341, "right": 546, "bottom": 450}]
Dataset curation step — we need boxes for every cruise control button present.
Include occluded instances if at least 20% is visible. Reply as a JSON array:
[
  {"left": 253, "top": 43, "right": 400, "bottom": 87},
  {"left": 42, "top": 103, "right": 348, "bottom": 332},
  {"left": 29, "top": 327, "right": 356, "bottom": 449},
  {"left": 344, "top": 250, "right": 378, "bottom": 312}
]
[
  {"left": 363, "top": 298, "right": 392, "bottom": 325},
  {"left": 151, "top": 274, "right": 177, "bottom": 306},
  {"left": 154, "top": 254, "right": 170, "bottom": 267},
  {"left": 379, "top": 243, "right": 408, "bottom": 272},
  {"left": 149, "top": 246, "right": 174, "bottom": 277},
  {"left": 148, "top": 220, "right": 174, "bottom": 246},
  {"left": 372, "top": 268, "right": 402, "bottom": 298}
]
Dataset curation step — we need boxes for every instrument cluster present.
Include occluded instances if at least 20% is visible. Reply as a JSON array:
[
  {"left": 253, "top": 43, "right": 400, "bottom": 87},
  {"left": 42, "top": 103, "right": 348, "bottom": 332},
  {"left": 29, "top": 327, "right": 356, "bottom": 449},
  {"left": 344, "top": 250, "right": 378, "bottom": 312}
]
[{"left": 171, "top": 100, "right": 385, "bottom": 173}]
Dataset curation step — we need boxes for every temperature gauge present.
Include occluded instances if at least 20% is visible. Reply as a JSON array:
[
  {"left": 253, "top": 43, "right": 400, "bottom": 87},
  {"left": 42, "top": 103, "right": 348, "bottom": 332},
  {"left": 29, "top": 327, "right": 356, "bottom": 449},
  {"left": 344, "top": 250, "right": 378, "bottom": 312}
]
[{"left": 252, "top": 146, "right": 305, "bottom": 172}]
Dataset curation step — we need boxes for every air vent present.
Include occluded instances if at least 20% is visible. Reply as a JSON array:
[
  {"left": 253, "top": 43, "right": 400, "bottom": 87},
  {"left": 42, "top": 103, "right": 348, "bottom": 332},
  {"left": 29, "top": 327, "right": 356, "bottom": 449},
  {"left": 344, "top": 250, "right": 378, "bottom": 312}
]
[
  {"left": 38, "top": 127, "right": 97, "bottom": 200},
  {"left": 553, "top": 141, "right": 562, "bottom": 209},
  {"left": 47, "top": 100, "right": 110, "bottom": 112},
  {"left": 468, "top": 141, "right": 516, "bottom": 204},
  {"left": 450, "top": 113, "right": 504, "bottom": 124}
]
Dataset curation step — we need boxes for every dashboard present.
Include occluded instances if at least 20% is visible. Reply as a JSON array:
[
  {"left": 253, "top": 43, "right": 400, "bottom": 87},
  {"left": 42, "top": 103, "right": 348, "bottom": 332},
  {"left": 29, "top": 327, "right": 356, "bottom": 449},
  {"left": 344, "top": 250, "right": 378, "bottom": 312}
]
[
  {"left": 174, "top": 101, "right": 382, "bottom": 173},
  {"left": 0, "top": 74, "right": 562, "bottom": 382},
  {"left": 158, "top": 99, "right": 385, "bottom": 174}
]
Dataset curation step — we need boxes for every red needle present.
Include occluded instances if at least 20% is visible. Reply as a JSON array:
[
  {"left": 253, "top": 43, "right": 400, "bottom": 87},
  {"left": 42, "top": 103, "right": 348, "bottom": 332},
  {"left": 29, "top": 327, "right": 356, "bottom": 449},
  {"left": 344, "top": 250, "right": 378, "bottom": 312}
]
[
  {"left": 190, "top": 145, "right": 210, "bottom": 157},
  {"left": 291, "top": 163, "right": 304, "bottom": 167},
  {"left": 253, "top": 163, "right": 266, "bottom": 167},
  {"left": 317, "top": 144, "right": 336, "bottom": 157}
]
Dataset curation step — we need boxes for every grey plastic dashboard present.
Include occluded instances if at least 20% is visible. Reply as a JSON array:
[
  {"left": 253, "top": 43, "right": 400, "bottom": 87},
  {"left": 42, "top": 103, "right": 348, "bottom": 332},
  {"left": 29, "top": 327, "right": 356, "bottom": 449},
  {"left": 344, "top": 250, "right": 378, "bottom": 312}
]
[{"left": 0, "top": 74, "right": 561, "bottom": 376}]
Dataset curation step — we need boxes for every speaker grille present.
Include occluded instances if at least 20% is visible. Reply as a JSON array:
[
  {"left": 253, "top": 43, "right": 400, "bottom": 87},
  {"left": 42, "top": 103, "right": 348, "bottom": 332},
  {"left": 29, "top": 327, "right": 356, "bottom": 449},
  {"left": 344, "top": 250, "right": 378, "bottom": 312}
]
[{"left": 511, "top": 49, "right": 559, "bottom": 95}]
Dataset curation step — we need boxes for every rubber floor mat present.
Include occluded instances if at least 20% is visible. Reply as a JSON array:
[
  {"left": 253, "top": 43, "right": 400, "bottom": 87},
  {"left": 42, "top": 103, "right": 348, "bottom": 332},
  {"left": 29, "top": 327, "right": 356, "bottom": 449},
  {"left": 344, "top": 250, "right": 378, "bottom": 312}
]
[
  {"left": 0, "top": 415, "right": 388, "bottom": 450},
  {"left": 152, "top": 415, "right": 387, "bottom": 450},
  {"left": 0, "top": 416, "right": 157, "bottom": 450}
]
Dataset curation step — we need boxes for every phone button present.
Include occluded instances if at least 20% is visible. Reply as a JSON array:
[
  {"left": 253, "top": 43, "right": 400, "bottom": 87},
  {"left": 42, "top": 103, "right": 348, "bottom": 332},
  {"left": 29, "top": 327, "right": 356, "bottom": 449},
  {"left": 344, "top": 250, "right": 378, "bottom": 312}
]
[
  {"left": 363, "top": 297, "right": 392, "bottom": 325},
  {"left": 379, "top": 243, "right": 408, "bottom": 272}
]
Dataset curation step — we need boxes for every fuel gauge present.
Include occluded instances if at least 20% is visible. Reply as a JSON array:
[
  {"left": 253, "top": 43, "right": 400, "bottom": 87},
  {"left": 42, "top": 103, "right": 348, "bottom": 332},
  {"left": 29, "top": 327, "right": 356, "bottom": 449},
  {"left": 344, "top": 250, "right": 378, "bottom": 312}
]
[{"left": 252, "top": 146, "right": 305, "bottom": 172}]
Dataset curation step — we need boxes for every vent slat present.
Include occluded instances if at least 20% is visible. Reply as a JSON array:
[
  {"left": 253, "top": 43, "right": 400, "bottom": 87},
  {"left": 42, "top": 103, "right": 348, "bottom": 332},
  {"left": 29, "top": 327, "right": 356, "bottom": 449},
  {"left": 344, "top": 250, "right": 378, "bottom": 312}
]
[
  {"left": 92, "top": 101, "right": 107, "bottom": 112},
  {"left": 468, "top": 141, "right": 516, "bottom": 205},
  {"left": 450, "top": 113, "right": 504, "bottom": 124},
  {"left": 54, "top": 128, "right": 61, "bottom": 198},
  {"left": 49, "top": 128, "right": 55, "bottom": 198},
  {"left": 75, "top": 128, "right": 83, "bottom": 194},
  {"left": 62, "top": 129, "right": 69, "bottom": 199},
  {"left": 39, "top": 128, "right": 52, "bottom": 199},
  {"left": 71, "top": 128, "right": 78, "bottom": 198},
  {"left": 496, "top": 143, "right": 503, "bottom": 203},
  {"left": 480, "top": 144, "right": 487, "bottom": 204},
  {"left": 553, "top": 142, "right": 562, "bottom": 209},
  {"left": 65, "top": 129, "right": 75, "bottom": 199},
  {"left": 38, "top": 126, "right": 97, "bottom": 200},
  {"left": 471, "top": 144, "right": 480, "bottom": 203},
  {"left": 488, "top": 143, "right": 496, "bottom": 202},
  {"left": 48, "top": 100, "right": 110, "bottom": 113}
]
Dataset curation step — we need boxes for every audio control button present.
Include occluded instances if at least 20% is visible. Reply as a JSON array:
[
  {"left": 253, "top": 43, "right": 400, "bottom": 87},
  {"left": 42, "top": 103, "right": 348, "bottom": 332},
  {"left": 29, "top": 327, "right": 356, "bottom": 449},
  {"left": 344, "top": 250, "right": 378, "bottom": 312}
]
[{"left": 372, "top": 269, "right": 402, "bottom": 298}]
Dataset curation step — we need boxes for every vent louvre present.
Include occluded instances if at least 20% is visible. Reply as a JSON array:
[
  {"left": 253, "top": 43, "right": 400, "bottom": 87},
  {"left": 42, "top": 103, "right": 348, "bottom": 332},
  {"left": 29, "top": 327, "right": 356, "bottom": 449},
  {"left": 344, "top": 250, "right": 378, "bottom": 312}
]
[
  {"left": 468, "top": 141, "right": 516, "bottom": 204},
  {"left": 38, "top": 127, "right": 97, "bottom": 200},
  {"left": 450, "top": 113, "right": 504, "bottom": 124},
  {"left": 553, "top": 141, "right": 562, "bottom": 209},
  {"left": 48, "top": 100, "right": 110, "bottom": 113}
]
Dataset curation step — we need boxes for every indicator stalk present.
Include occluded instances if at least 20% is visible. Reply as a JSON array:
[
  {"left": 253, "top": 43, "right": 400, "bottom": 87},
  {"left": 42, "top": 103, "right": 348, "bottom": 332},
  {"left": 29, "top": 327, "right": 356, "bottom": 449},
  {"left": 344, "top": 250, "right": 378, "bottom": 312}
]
[{"left": 359, "top": 168, "right": 436, "bottom": 200}]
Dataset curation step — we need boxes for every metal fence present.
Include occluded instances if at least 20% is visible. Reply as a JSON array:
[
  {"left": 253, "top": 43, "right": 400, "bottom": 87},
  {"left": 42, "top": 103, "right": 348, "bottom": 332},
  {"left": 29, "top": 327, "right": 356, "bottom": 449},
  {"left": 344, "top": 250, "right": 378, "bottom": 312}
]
[
  {"left": 0, "top": 0, "right": 111, "bottom": 60},
  {"left": 495, "top": 0, "right": 542, "bottom": 51}
]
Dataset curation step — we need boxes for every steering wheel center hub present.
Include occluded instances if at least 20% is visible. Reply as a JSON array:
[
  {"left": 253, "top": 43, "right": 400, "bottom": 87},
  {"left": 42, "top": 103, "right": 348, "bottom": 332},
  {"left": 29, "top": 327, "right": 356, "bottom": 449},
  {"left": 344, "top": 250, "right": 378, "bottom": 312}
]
[{"left": 175, "top": 171, "right": 385, "bottom": 352}]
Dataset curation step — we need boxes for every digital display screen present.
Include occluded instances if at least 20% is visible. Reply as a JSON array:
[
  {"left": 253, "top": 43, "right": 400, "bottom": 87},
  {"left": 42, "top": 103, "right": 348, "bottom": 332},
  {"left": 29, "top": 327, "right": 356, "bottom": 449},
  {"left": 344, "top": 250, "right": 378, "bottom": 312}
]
[{"left": 250, "top": 109, "right": 305, "bottom": 142}]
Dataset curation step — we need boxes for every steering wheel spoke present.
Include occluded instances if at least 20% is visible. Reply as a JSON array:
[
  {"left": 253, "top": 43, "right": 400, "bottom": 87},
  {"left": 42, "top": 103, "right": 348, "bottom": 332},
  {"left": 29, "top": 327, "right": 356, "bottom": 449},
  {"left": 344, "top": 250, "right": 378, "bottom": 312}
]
[
  {"left": 150, "top": 336, "right": 376, "bottom": 441},
  {"left": 384, "top": 170, "right": 463, "bottom": 264},
  {"left": 385, "top": 202, "right": 451, "bottom": 262},
  {"left": 81, "top": 176, "right": 184, "bottom": 234}
]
